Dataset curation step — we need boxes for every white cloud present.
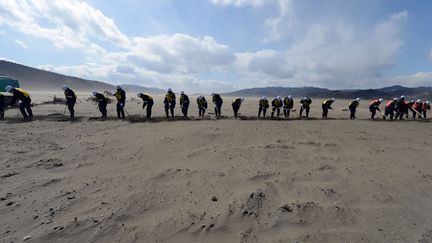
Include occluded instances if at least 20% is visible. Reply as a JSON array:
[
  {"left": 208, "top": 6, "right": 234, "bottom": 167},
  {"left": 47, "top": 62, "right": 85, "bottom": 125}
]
[
  {"left": 0, "top": 0, "right": 129, "bottom": 49},
  {"left": 14, "top": 40, "right": 28, "bottom": 49}
]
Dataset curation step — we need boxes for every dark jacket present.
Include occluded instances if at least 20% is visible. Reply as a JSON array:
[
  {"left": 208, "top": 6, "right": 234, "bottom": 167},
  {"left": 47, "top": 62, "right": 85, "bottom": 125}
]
[
  {"left": 164, "top": 92, "right": 176, "bottom": 104},
  {"left": 115, "top": 89, "right": 126, "bottom": 103},
  {"left": 212, "top": 94, "right": 223, "bottom": 105},
  {"left": 180, "top": 94, "right": 190, "bottom": 106},
  {"left": 64, "top": 88, "right": 77, "bottom": 104}
]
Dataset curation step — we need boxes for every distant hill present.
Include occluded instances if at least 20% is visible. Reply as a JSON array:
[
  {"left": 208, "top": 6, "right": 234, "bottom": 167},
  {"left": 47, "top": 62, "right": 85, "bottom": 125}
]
[
  {"left": 223, "top": 85, "right": 432, "bottom": 100},
  {"left": 0, "top": 60, "right": 164, "bottom": 94}
]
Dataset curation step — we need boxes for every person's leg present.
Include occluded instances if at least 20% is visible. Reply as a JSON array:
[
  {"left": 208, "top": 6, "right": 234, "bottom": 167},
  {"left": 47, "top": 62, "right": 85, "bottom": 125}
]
[
  {"left": 263, "top": 108, "right": 266, "bottom": 117},
  {"left": 121, "top": 102, "right": 125, "bottom": 119},
  {"left": 258, "top": 107, "right": 262, "bottom": 117},
  {"left": 20, "top": 102, "right": 28, "bottom": 119},
  {"left": 390, "top": 110, "right": 394, "bottom": 120},
  {"left": 284, "top": 108, "right": 287, "bottom": 118},
  {"left": 271, "top": 107, "right": 275, "bottom": 118},
  {"left": 165, "top": 104, "right": 169, "bottom": 118},
  {"left": 322, "top": 105, "right": 327, "bottom": 118},
  {"left": 306, "top": 107, "right": 310, "bottom": 118},
  {"left": 102, "top": 103, "right": 107, "bottom": 118},
  {"left": 68, "top": 102, "right": 75, "bottom": 118},
  {"left": 300, "top": 107, "right": 303, "bottom": 117},
  {"left": 232, "top": 104, "right": 237, "bottom": 118},
  {"left": 286, "top": 109, "right": 290, "bottom": 119},
  {"left": 147, "top": 103, "right": 153, "bottom": 119},
  {"left": 116, "top": 102, "right": 121, "bottom": 118},
  {"left": 170, "top": 104, "right": 175, "bottom": 119},
  {"left": 184, "top": 105, "right": 189, "bottom": 118},
  {"left": 277, "top": 108, "right": 280, "bottom": 118}
]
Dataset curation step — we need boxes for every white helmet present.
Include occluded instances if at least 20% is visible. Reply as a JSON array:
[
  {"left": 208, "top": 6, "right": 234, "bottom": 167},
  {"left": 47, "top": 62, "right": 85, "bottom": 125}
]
[
  {"left": 62, "top": 85, "right": 68, "bottom": 91},
  {"left": 181, "top": 91, "right": 185, "bottom": 95},
  {"left": 356, "top": 98, "right": 361, "bottom": 102},
  {"left": 417, "top": 99, "right": 422, "bottom": 103},
  {"left": 137, "top": 93, "right": 143, "bottom": 97},
  {"left": 261, "top": 96, "right": 266, "bottom": 99},
  {"left": 331, "top": 98, "right": 335, "bottom": 101},
  {"left": 5, "top": 85, "right": 13, "bottom": 92},
  {"left": 116, "top": 85, "right": 122, "bottom": 90},
  {"left": 167, "top": 88, "right": 172, "bottom": 92},
  {"left": 393, "top": 97, "right": 398, "bottom": 101},
  {"left": 378, "top": 98, "right": 383, "bottom": 103},
  {"left": 92, "top": 91, "right": 98, "bottom": 96},
  {"left": 276, "top": 96, "right": 281, "bottom": 100},
  {"left": 288, "top": 95, "right": 292, "bottom": 99},
  {"left": 400, "top": 95, "right": 405, "bottom": 99},
  {"left": 426, "top": 101, "right": 430, "bottom": 104},
  {"left": 240, "top": 97, "right": 244, "bottom": 102}
]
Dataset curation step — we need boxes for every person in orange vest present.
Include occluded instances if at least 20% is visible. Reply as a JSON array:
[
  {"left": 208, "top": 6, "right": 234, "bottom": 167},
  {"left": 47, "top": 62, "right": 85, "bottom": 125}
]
[
  {"left": 422, "top": 101, "right": 431, "bottom": 118},
  {"left": 369, "top": 98, "right": 383, "bottom": 120},
  {"left": 321, "top": 98, "right": 335, "bottom": 119},
  {"left": 384, "top": 98, "right": 398, "bottom": 120},
  {"left": 5, "top": 85, "right": 33, "bottom": 120},
  {"left": 411, "top": 99, "right": 423, "bottom": 120}
]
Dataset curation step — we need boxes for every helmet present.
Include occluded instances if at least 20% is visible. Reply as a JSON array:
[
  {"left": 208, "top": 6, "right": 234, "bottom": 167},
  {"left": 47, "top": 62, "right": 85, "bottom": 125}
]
[
  {"left": 211, "top": 93, "right": 215, "bottom": 96},
  {"left": 410, "top": 100, "right": 415, "bottom": 103},
  {"left": 62, "top": 85, "right": 68, "bottom": 91},
  {"left": 240, "top": 97, "right": 244, "bottom": 102},
  {"left": 167, "top": 88, "right": 172, "bottom": 92},
  {"left": 5, "top": 85, "right": 13, "bottom": 92},
  {"left": 393, "top": 97, "right": 398, "bottom": 101},
  {"left": 356, "top": 98, "right": 361, "bottom": 102},
  {"left": 181, "top": 91, "right": 184, "bottom": 95},
  {"left": 92, "top": 91, "right": 98, "bottom": 96},
  {"left": 400, "top": 95, "right": 405, "bottom": 100},
  {"left": 116, "top": 85, "right": 122, "bottom": 90},
  {"left": 288, "top": 95, "right": 292, "bottom": 99},
  {"left": 261, "top": 96, "right": 266, "bottom": 99},
  {"left": 276, "top": 96, "right": 281, "bottom": 99},
  {"left": 331, "top": 98, "right": 335, "bottom": 101},
  {"left": 303, "top": 97, "right": 307, "bottom": 100},
  {"left": 137, "top": 93, "right": 143, "bottom": 97},
  {"left": 426, "top": 101, "right": 430, "bottom": 104},
  {"left": 417, "top": 99, "right": 422, "bottom": 103},
  {"left": 378, "top": 98, "right": 383, "bottom": 103}
]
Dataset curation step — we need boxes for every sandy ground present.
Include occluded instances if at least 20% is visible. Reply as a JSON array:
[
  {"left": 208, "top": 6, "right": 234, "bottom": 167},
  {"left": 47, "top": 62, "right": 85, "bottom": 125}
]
[{"left": 1, "top": 93, "right": 432, "bottom": 243}]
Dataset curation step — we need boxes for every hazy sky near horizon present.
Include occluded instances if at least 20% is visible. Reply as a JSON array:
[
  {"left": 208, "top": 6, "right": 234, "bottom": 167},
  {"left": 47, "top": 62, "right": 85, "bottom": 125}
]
[{"left": 1, "top": 0, "right": 432, "bottom": 93}]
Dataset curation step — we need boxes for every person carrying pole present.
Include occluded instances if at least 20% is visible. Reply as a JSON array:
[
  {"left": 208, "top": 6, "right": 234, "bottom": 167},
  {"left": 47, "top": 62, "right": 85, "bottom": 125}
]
[
  {"left": 92, "top": 91, "right": 108, "bottom": 119},
  {"left": 271, "top": 96, "right": 283, "bottom": 118},
  {"left": 283, "top": 95, "right": 294, "bottom": 118},
  {"left": 348, "top": 98, "right": 360, "bottom": 119},
  {"left": 180, "top": 91, "right": 190, "bottom": 119},
  {"left": 232, "top": 97, "right": 244, "bottom": 118},
  {"left": 300, "top": 96, "right": 312, "bottom": 119},
  {"left": 258, "top": 96, "right": 269, "bottom": 118},
  {"left": 63, "top": 85, "right": 77, "bottom": 119},
  {"left": 137, "top": 93, "right": 154, "bottom": 119},
  {"left": 422, "top": 101, "right": 430, "bottom": 118},
  {"left": 412, "top": 99, "right": 423, "bottom": 120},
  {"left": 212, "top": 93, "right": 223, "bottom": 118},
  {"left": 384, "top": 98, "right": 398, "bottom": 120},
  {"left": 369, "top": 98, "right": 383, "bottom": 120},
  {"left": 321, "top": 98, "right": 335, "bottom": 119},
  {"left": 164, "top": 88, "right": 176, "bottom": 119},
  {"left": 5, "top": 85, "right": 33, "bottom": 120},
  {"left": 115, "top": 85, "right": 126, "bottom": 120},
  {"left": 197, "top": 96, "right": 208, "bottom": 117}
]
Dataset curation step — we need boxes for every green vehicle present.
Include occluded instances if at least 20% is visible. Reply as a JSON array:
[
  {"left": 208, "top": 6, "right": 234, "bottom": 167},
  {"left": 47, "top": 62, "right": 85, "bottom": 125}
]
[{"left": 0, "top": 76, "right": 20, "bottom": 109}]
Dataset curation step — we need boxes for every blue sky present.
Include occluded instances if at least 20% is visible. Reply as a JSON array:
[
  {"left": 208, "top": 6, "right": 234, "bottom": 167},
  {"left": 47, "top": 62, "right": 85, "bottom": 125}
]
[{"left": 0, "top": 0, "right": 431, "bottom": 93}]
